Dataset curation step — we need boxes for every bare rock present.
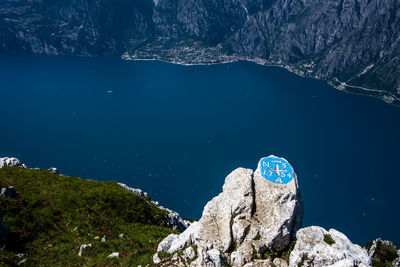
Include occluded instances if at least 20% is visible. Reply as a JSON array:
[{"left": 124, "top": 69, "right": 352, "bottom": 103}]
[
  {"left": 289, "top": 226, "right": 371, "bottom": 267},
  {"left": 0, "top": 186, "right": 19, "bottom": 198},
  {"left": 155, "top": 156, "right": 302, "bottom": 266},
  {"left": 48, "top": 167, "right": 59, "bottom": 174},
  {"left": 0, "top": 157, "right": 26, "bottom": 168},
  {"left": 157, "top": 222, "right": 200, "bottom": 253}
]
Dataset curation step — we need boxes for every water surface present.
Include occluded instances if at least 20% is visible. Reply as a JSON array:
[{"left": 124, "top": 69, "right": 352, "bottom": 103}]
[{"left": 1, "top": 55, "right": 399, "bottom": 245}]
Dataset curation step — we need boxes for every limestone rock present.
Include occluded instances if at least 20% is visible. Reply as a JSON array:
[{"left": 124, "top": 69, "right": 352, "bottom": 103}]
[
  {"left": 196, "top": 156, "right": 302, "bottom": 266},
  {"left": 107, "top": 252, "right": 119, "bottom": 258},
  {"left": 78, "top": 243, "right": 91, "bottom": 257},
  {"left": 251, "top": 156, "right": 303, "bottom": 251},
  {"left": 0, "top": 157, "right": 26, "bottom": 168},
  {"left": 190, "top": 247, "right": 226, "bottom": 267},
  {"left": 197, "top": 167, "right": 254, "bottom": 253},
  {"left": 243, "top": 259, "right": 273, "bottom": 267},
  {"left": 164, "top": 210, "right": 192, "bottom": 232},
  {"left": 184, "top": 246, "right": 196, "bottom": 260},
  {"left": 155, "top": 155, "right": 302, "bottom": 266},
  {"left": 289, "top": 226, "right": 371, "bottom": 267},
  {"left": 157, "top": 222, "right": 200, "bottom": 253},
  {"left": 48, "top": 167, "right": 59, "bottom": 174},
  {"left": 273, "top": 257, "right": 289, "bottom": 267},
  {"left": 0, "top": 186, "right": 19, "bottom": 198},
  {"left": 117, "top": 183, "right": 148, "bottom": 197},
  {"left": 153, "top": 253, "right": 161, "bottom": 264}
]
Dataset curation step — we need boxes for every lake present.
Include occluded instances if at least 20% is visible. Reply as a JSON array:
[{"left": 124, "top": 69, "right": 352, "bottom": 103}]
[{"left": 0, "top": 55, "right": 399, "bottom": 245}]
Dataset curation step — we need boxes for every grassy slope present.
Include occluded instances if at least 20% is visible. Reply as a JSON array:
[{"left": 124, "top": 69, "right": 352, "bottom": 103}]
[{"left": 0, "top": 167, "right": 174, "bottom": 266}]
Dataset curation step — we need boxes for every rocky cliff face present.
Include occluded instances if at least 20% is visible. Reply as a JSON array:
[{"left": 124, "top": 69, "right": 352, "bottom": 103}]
[
  {"left": 229, "top": 0, "right": 400, "bottom": 104},
  {"left": 1, "top": 0, "right": 399, "bottom": 104}
]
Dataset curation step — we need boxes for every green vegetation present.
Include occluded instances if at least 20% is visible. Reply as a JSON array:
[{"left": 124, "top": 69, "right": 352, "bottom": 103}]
[
  {"left": 280, "top": 240, "right": 296, "bottom": 263},
  {"left": 0, "top": 167, "right": 174, "bottom": 266},
  {"left": 261, "top": 240, "right": 297, "bottom": 263},
  {"left": 364, "top": 240, "right": 398, "bottom": 267},
  {"left": 253, "top": 233, "right": 261, "bottom": 241},
  {"left": 298, "top": 253, "right": 309, "bottom": 267},
  {"left": 324, "top": 234, "right": 335, "bottom": 246},
  {"left": 258, "top": 240, "right": 296, "bottom": 264}
]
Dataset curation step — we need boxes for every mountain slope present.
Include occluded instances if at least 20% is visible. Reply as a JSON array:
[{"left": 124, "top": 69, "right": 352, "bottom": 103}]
[
  {"left": 0, "top": 167, "right": 173, "bottom": 266},
  {"left": 0, "top": 0, "right": 399, "bottom": 104}
]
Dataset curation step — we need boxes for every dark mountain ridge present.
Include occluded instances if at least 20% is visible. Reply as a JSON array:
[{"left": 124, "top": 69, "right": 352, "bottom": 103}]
[{"left": 1, "top": 0, "right": 399, "bottom": 104}]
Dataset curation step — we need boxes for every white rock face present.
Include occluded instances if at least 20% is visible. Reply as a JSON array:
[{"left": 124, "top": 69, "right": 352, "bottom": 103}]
[
  {"left": 157, "top": 222, "right": 200, "bottom": 254},
  {"left": 78, "top": 243, "right": 91, "bottom": 257},
  {"left": 289, "top": 226, "right": 371, "bottom": 267},
  {"left": 251, "top": 156, "right": 303, "bottom": 251},
  {"left": 197, "top": 167, "right": 254, "bottom": 253},
  {"left": 0, "top": 157, "right": 26, "bottom": 168},
  {"left": 184, "top": 246, "right": 196, "bottom": 260},
  {"left": 107, "top": 252, "right": 119, "bottom": 258},
  {"left": 243, "top": 259, "right": 273, "bottom": 267},
  {"left": 117, "top": 183, "right": 148, "bottom": 197},
  {"left": 157, "top": 156, "right": 303, "bottom": 266},
  {"left": 48, "top": 167, "right": 58, "bottom": 174},
  {"left": 153, "top": 253, "right": 161, "bottom": 264},
  {"left": 200, "top": 156, "right": 302, "bottom": 266}
]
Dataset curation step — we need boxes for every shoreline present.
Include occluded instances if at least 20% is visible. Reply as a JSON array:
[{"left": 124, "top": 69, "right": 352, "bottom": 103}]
[{"left": 122, "top": 52, "right": 400, "bottom": 107}]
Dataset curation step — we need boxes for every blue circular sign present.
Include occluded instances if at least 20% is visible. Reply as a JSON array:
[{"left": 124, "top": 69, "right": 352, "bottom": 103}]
[{"left": 260, "top": 157, "right": 294, "bottom": 184}]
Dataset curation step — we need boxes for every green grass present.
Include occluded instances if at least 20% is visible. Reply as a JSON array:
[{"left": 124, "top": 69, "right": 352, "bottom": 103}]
[
  {"left": 0, "top": 167, "right": 174, "bottom": 266},
  {"left": 323, "top": 234, "right": 335, "bottom": 246}
]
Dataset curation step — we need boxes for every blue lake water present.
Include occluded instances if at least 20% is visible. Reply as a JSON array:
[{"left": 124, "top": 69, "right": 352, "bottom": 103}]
[{"left": 0, "top": 55, "right": 399, "bottom": 245}]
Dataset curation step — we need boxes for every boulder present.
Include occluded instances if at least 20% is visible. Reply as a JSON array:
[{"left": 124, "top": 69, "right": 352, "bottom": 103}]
[
  {"left": 184, "top": 246, "right": 196, "bottom": 260},
  {"left": 48, "top": 167, "right": 59, "bottom": 174},
  {"left": 107, "top": 252, "right": 119, "bottom": 258},
  {"left": 78, "top": 243, "right": 91, "bottom": 257},
  {"left": 157, "top": 222, "right": 200, "bottom": 253},
  {"left": 153, "top": 253, "right": 161, "bottom": 264},
  {"left": 0, "top": 186, "right": 19, "bottom": 198},
  {"left": 289, "top": 226, "right": 371, "bottom": 267},
  {"left": 0, "top": 157, "right": 26, "bottom": 168},
  {"left": 198, "top": 156, "right": 302, "bottom": 266}
]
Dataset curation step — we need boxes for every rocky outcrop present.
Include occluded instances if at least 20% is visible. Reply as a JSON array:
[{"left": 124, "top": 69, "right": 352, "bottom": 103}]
[
  {"left": 229, "top": 0, "right": 400, "bottom": 104},
  {"left": 289, "top": 226, "right": 371, "bottom": 267},
  {"left": 156, "top": 155, "right": 303, "bottom": 266},
  {"left": 153, "top": 155, "right": 400, "bottom": 267},
  {"left": 0, "top": 186, "right": 19, "bottom": 198},
  {"left": 0, "top": 157, "right": 26, "bottom": 168},
  {"left": 366, "top": 238, "right": 400, "bottom": 266}
]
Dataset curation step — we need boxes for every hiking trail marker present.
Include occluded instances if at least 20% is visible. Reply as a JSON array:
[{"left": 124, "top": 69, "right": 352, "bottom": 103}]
[{"left": 260, "top": 156, "right": 294, "bottom": 184}]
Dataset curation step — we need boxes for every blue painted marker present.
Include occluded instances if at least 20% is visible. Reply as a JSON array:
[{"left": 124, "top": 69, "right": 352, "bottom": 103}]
[{"left": 260, "top": 156, "right": 294, "bottom": 184}]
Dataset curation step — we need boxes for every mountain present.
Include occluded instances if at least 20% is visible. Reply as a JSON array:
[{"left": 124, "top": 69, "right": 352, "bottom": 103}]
[
  {"left": 1, "top": 0, "right": 399, "bottom": 104},
  {"left": 1, "top": 156, "right": 400, "bottom": 266},
  {"left": 0, "top": 157, "right": 191, "bottom": 266}
]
